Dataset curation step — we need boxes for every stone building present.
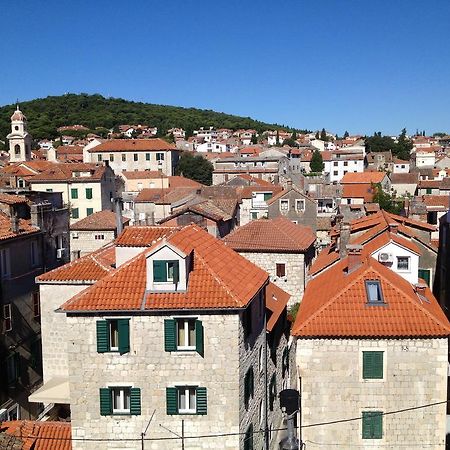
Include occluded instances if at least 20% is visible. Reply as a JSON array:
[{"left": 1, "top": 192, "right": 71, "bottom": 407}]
[
  {"left": 70, "top": 210, "right": 130, "bottom": 260},
  {"left": 267, "top": 183, "right": 317, "bottom": 232},
  {"left": 35, "top": 225, "right": 291, "bottom": 449},
  {"left": 223, "top": 217, "right": 316, "bottom": 305},
  {"left": 292, "top": 251, "right": 450, "bottom": 448}
]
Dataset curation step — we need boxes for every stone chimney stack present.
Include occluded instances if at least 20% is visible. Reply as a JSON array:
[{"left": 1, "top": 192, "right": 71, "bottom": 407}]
[
  {"left": 339, "top": 221, "right": 351, "bottom": 259},
  {"left": 346, "top": 244, "right": 363, "bottom": 274},
  {"left": 113, "top": 198, "right": 124, "bottom": 236},
  {"left": 9, "top": 205, "right": 20, "bottom": 234},
  {"left": 388, "top": 222, "right": 399, "bottom": 234}
]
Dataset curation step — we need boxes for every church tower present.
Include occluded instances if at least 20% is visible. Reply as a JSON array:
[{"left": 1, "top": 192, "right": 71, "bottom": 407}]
[{"left": 7, "top": 106, "right": 32, "bottom": 162}]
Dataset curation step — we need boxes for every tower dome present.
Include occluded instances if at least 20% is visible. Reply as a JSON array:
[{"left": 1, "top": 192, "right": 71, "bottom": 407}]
[{"left": 11, "top": 106, "right": 26, "bottom": 122}]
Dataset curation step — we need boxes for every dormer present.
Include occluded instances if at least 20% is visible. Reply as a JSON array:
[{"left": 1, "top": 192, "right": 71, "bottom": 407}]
[{"left": 146, "top": 240, "right": 190, "bottom": 292}]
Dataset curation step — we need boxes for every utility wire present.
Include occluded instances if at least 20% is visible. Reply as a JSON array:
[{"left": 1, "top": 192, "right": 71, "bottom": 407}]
[{"left": 5, "top": 399, "right": 447, "bottom": 443}]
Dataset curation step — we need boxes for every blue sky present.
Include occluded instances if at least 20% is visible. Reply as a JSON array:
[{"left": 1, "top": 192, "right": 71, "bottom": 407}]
[{"left": 1, "top": 0, "right": 449, "bottom": 135}]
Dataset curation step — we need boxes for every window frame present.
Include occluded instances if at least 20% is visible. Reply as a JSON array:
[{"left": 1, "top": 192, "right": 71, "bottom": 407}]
[
  {"left": 364, "top": 280, "right": 384, "bottom": 304},
  {"left": 280, "top": 199, "right": 289, "bottom": 211},
  {"left": 176, "top": 318, "right": 197, "bottom": 350},
  {"left": 71, "top": 188, "right": 78, "bottom": 199},
  {"left": 362, "top": 350, "right": 384, "bottom": 380},
  {"left": 177, "top": 386, "right": 197, "bottom": 414},
  {"left": 156, "top": 152, "right": 165, "bottom": 162},
  {"left": 3, "top": 303, "right": 12, "bottom": 332},
  {"left": 295, "top": 199, "right": 305, "bottom": 212},
  {"left": 362, "top": 411, "right": 383, "bottom": 440},
  {"left": 32, "top": 292, "right": 40, "bottom": 319},
  {"left": 111, "top": 386, "right": 131, "bottom": 414},
  {"left": 0, "top": 248, "right": 11, "bottom": 278},
  {"left": 396, "top": 256, "right": 410, "bottom": 271},
  {"left": 30, "top": 240, "right": 39, "bottom": 267},
  {"left": 85, "top": 188, "right": 93, "bottom": 199},
  {"left": 276, "top": 263, "right": 286, "bottom": 278},
  {"left": 72, "top": 208, "right": 79, "bottom": 219}
]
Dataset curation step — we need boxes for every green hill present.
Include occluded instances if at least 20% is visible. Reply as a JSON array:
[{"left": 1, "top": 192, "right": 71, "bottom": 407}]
[{"left": 0, "top": 93, "right": 289, "bottom": 143}]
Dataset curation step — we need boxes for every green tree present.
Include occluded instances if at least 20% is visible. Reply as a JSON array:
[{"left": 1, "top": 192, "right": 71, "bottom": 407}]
[
  {"left": 310, "top": 149, "right": 324, "bottom": 173},
  {"left": 395, "top": 128, "right": 413, "bottom": 161},
  {"left": 251, "top": 133, "right": 257, "bottom": 145},
  {"left": 275, "top": 130, "right": 280, "bottom": 146},
  {"left": 433, "top": 132, "right": 447, "bottom": 138},
  {"left": 282, "top": 137, "right": 299, "bottom": 147},
  {"left": 175, "top": 153, "right": 213, "bottom": 185},
  {"left": 320, "top": 128, "right": 327, "bottom": 141},
  {"left": 372, "top": 183, "right": 403, "bottom": 214},
  {"left": 343, "top": 131, "right": 349, "bottom": 138},
  {"left": 292, "top": 130, "right": 297, "bottom": 141}
]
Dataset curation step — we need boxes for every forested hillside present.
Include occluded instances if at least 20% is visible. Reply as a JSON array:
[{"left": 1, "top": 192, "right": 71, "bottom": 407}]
[{"left": 0, "top": 93, "right": 287, "bottom": 143}]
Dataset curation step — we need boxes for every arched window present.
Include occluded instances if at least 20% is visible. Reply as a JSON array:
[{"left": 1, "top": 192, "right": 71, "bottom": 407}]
[{"left": 14, "top": 144, "right": 20, "bottom": 155}]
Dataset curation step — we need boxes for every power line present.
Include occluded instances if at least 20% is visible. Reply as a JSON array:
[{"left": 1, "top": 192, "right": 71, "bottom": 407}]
[{"left": 4, "top": 399, "right": 447, "bottom": 444}]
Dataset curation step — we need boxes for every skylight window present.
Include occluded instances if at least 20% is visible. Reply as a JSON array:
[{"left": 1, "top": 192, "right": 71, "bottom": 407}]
[{"left": 365, "top": 280, "right": 384, "bottom": 304}]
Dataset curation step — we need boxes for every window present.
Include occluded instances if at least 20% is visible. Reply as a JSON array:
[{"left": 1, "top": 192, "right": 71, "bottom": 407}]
[
  {"left": 72, "top": 208, "right": 79, "bottom": 219},
  {"left": 418, "top": 268, "right": 431, "bottom": 286},
  {"left": 343, "top": 161, "right": 348, "bottom": 166},
  {"left": 46, "top": 188, "right": 53, "bottom": 192},
  {"left": 146, "top": 153, "right": 151, "bottom": 161},
  {"left": 14, "top": 144, "right": 20, "bottom": 155},
  {"left": 71, "top": 188, "right": 78, "bottom": 199},
  {"left": 96, "top": 319, "right": 130, "bottom": 354},
  {"left": 95, "top": 234, "right": 105, "bottom": 240},
  {"left": 426, "top": 188, "right": 432, "bottom": 194},
  {"left": 333, "top": 161, "right": 338, "bottom": 166},
  {"left": 269, "top": 374, "right": 277, "bottom": 411},
  {"left": 72, "top": 232, "right": 79, "bottom": 240},
  {"left": 6, "top": 353, "right": 20, "bottom": 385},
  {"left": 86, "top": 208, "right": 94, "bottom": 216},
  {"left": 362, "top": 351, "right": 383, "bottom": 379},
  {"left": 280, "top": 199, "right": 289, "bottom": 211},
  {"left": 30, "top": 338, "right": 42, "bottom": 370},
  {"left": 333, "top": 170, "right": 338, "bottom": 176},
  {"left": 100, "top": 387, "right": 141, "bottom": 415},
  {"left": 295, "top": 199, "right": 305, "bottom": 212},
  {"left": 109, "top": 154, "right": 114, "bottom": 162},
  {"left": 427, "top": 211, "right": 438, "bottom": 225},
  {"left": 362, "top": 411, "right": 382, "bottom": 439},
  {"left": 397, "top": 256, "right": 410, "bottom": 271},
  {"left": 153, "top": 260, "right": 180, "bottom": 283},
  {"left": 164, "top": 318, "right": 203, "bottom": 354},
  {"left": 122, "top": 154, "right": 126, "bottom": 162},
  {"left": 276, "top": 263, "right": 286, "bottom": 278},
  {"left": 30, "top": 240, "right": 38, "bottom": 267},
  {"left": 243, "top": 303, "right": 253, "bottom": 337},
  {"left": 0, "top": 248, "right": 11, "bottom": 278},
  {"left": 244, "top": 366, "right": 254, "bottom": 409},
  {"left": 133, "top": 153, "right": 138, "bottom": 161},
  {"left": 3, "top": 304, "right": 12, "bottom": 331},
  {"left": 156, "top": 152, "right": 165, "bottom": 161},
  {"left": 251, "top": 212, "right": 258, "bottom": 220},
  {"left": 365, "top": 280, "right": 384, "bottom": 304},
  {"left": 97, "top": 154, "right": 103, "bottom": 162},
  {"left": 263, "top": 192, "right": 272, "bottom": 201},
  {"left": 282, "top": 346, "right": 290, "bottom": 378},
  {"left": 258, "top": 346, "right": 264, "bottom": 374},
  {"left": 166, "top": 386, "right": 207, "bottom": 415},
  {"left": 32, "top": 292, "right": 40, "bottom": 318},
  {"left": 244, "top": 424, "right": 253, "bottom": 450},
  {"left": 85, "top": 188, "right": 93, "bottom": 199}
]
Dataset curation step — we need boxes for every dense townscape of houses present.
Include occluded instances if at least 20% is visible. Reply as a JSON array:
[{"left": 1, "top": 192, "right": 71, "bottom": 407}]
[{"left": 2, "top": 106, "right": 450, "bottom": 449}]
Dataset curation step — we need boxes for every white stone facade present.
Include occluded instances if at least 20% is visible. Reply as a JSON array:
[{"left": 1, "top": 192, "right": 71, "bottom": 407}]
[
  {"left": 296, "top": 338, "right": 448, "bottom": 449},
  {"left": 70, "top": 230, "right": 115, "bottom": 259}
]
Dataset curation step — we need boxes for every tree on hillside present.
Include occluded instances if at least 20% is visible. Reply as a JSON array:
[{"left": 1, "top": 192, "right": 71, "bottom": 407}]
[
  {"left": 365, "top": 132, "right": 396, "bottom": 153},
  {"left": 292, "top": 130, "right": 297, "bottom": 141},
  {"left": 175, "top": 153, "right": 213, "bottom": 185},
  {"left": 275, "top": 130, "right": 280, "bottom": 146},
  {"left": 320, "top": 128, "right": 327, "bottom": 141},
  {"left": 251, "top": 134, "right": 257, "bottom": 145},
  {"left": 310, "top": 149, "right": 324, "bottom": 173},
  {"left": 372, "top": 183, "right": 403, "bottom": 215}
]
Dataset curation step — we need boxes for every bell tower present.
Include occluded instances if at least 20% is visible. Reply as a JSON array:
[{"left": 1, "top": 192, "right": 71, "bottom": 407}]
[{"left": 7, "top": 105, "right": 32, "bottom": 162}]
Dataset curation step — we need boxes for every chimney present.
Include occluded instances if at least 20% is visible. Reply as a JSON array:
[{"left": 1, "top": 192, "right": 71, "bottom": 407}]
[
  {"left": 338, "top": 221, "right": 351, "bottom": 258},
  {"left": 388, "top": 222, "right": 398, "bottom": 234},
  {"left": 346, "top": 244, "right": 363, "bottom": 274},
  {"left": 9, "top": 205, "right": 20, "bottom": 234},
  {"left": 113, "top": 198, "right": 124, "bottom": 236},
  {"left": 414, "top": 283, "right": 427, "bottom": 299}
]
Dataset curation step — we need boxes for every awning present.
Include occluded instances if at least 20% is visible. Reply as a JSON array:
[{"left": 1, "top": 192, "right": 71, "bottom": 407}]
[{"left": 28, "top": 377, "right": 70, "bottom": 404}]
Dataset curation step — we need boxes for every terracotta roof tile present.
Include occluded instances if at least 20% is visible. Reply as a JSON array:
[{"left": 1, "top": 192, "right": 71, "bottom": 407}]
[
  {"left": 61, "top": 225, "right": 268, "bottom": 311},
  {"left": 341, "top": 172, "right": 386, "bottom": 184},
  {"left": 88, "top": 139, "right": 176, "bottom": 152},
  {"left": 115, "top": 226, "right": 180, "bottom": 247},
  {"left": 293, "top": 256, "right": 450, "bottom": 338},
  {"left": 0, "top": 213, "right": 40, "bottom": 241},
  {"left": 237, "top": 185, "right": 283, "bottom": 201},
  {"left": 223, "top": 217, "right": 315, "bottom": 252},
  {"left": 266, "top": 282, "right": 290, "bottom": 331},
  {"left": 168, "top": 176, "right": 203, "bottom": 188},
  {"left": 70, "top": 210, "right": 129, "bottom": 231},
  {"left": 121, "top": 171, "right": 168, "bottom": 180},
  {"left": 421, "top": 195, "right": 450, "bottom": 208},
  {"left": 0, "top": 193, "right": 29, "bottom": 205},
  {"left": 37, "top": 244, "right": 116, "bottom": 283},
  {"left": 341, "top": 184, "right": 375, "bottom": 202},
  {"left": 30, "top": 163, "right": 107, "bottom": 183},
  {"left": 1, "top": 420, "right": 71, "bottom": 450}
]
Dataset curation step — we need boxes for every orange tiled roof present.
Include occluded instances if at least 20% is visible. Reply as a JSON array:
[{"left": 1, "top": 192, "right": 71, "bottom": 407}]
[
  {"left": 30, "top": 163, "right": 107, "bottom": 183},
  {"left": 37, "top": 244, "right": 116, "bottom": 283},
  {"left": 266, "top": 282, "right": 290, "bottom": 331},
  {"left": 237, "top": 185, "right": 283, "bottom": 201},
  {"left": 88, "top": 139, "right": 176, "bottom": 152},
  {"left": 223, "top": 217, "right": 315, "bottom": 252},
  {"left": 293, "top": 256, "right": 450, "bottom": 338},
  {"left": 235, "top": 174, "right": 274, "bottom": 186},
  {"left": 0, "top": 193, "right": 28, "bottom": 205},
  {"left": 168, "top": 176, "right": 203, "bottom": 188},
  {"left": 341, "top": 172, "right": 386, "bottom": 184},
  {"left": 421, "top": 195, "right": 450, "bottom": 208},
  {"left": 61, "top": 225, "right": 268, "bottom": 311},
  {"left": 115, "top": 226, "right": 180, "bottom": 247},
  {"left": 0, "top": 420, "right": 71, "bottom": 450},
  {"left": 121, "top": 170, "right": 168, "bottom": 180},
  {"left": 70, "top": 210, "right": 130, "bottom": 231},
  {"left": 0, "top": 213, "right": 40, "bottom": 241},
  {"left": 341, "top": 183, "right": 375, "bottom": 202}
]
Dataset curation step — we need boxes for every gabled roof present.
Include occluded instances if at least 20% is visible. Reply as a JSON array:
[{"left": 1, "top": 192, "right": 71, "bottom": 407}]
[
  {"left": 223, "top": 217, "right": 315, "bottom": 252},
  {"left": 0, "top": 420, "right": 72, "bottom": 450},
  {"left": 0, "top": 193, "right": 29, "bottom": 205},
  {"left": 121, "top": 170, "right": 168, "bottom": 180},
  {"left": 293, "top": 256, "right": 450, "bottom": 338},
  {"left": 70, "top": 210, "right": 129, "bottom": 231},
  {"left": 390, "top": 173, "right": 419, "bottom": 184},
  {"left": 0, "top": 213, "right": 40, "bottom": 241},
  {"left": 87, "top": 139, "right": 176, "bottom": 152},
  {"left": 61, "top": 225, "right": 268, "bottom": 312},
  {"left": 115, "top": 226, "right": 181, "bottom": 247},
  {"left": 341, "top": 184, "right": 375, "bottom": 202},
  {"left": 29, "top": 163, "right": 107, "bottom": 183},
  {"left": 265, "top": 185, "right": 311, "bottom": 205},
  {"left": 37, "top": 244, "right": 116, "bottom": 283},
  {"left": 168, "top": 176, "right": 203, "bottom": 188},
  {"left": 237, "top": 185, "right": 283, "bottom": 201},
  {"left": 341, "top": 171, "right": 387, "bottom": 184}
]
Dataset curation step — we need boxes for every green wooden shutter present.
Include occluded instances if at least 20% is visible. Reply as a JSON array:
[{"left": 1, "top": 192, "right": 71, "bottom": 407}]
[
  {"left": 130, "top": 388, "right": 141, "bottom": 415},
  {"left": 85, "top": 188, "right": 93, "bottom": 199},
  {"left": 195, "top": 320, "right": 204, "bottom": 356},
  {"left": 263, "top": 193, "right": 272, "bottom": 201},
  {"left": 196, "top": 387, "right": 207, "bottom": 415},
  {"left": 96, "top": 320, "right": 110, "bottom": 353},
  {"left": 363, "top": 351, "right": 383, "bottom": 379},
  {"left": 153, "top": 260, "right": 166, "bottom": 282},
  {"left": 362, "top": 412, "right": 382, "bottom": 439},
  {"left": 118, "top": 319, "right": 130, "bottom": 355},
  {"left": 71, "top": 188, "right": 78, "bottom": 199},
  {"left": 86, "top": 208, "right": 94, "bottom": 216},
  {"left": 164, "top": 319, "right": 177, "bottom": 351},
  {"left": 418, "top": 269, "right": 431, "bottom": 286},
  {"left": 172, "top": 261, "right": 179, "bottom": 283},
  {"left": 99, "top": 388, "right": 112, "bottom": 415},
  {"left": 166, "top": 387, "right": 178, "bottom": 414}
]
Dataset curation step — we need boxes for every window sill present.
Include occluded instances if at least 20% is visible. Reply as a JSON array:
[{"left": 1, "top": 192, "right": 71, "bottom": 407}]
[{"left": 171, "top": 350, "right": 198, "bottom": 356}]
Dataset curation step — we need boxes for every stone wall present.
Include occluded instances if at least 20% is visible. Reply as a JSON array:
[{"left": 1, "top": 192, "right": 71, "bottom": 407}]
[
  {"left": 70, "top": 230, "right": 115, "bottom": 259},
  {"left": 296, "top": 338, "right": 448, "bottom": 449},
  {"left": 238, "top": 251, "right": 306, "bottom": 305}
]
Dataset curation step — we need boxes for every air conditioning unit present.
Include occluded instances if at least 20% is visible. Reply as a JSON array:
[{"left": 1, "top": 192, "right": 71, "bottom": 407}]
[
  {"left": 56, "top": 248, "right": 65, "bottom": 259},
  {"left": 378, "top": 252, "right": 393, "bottom": 263}
]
